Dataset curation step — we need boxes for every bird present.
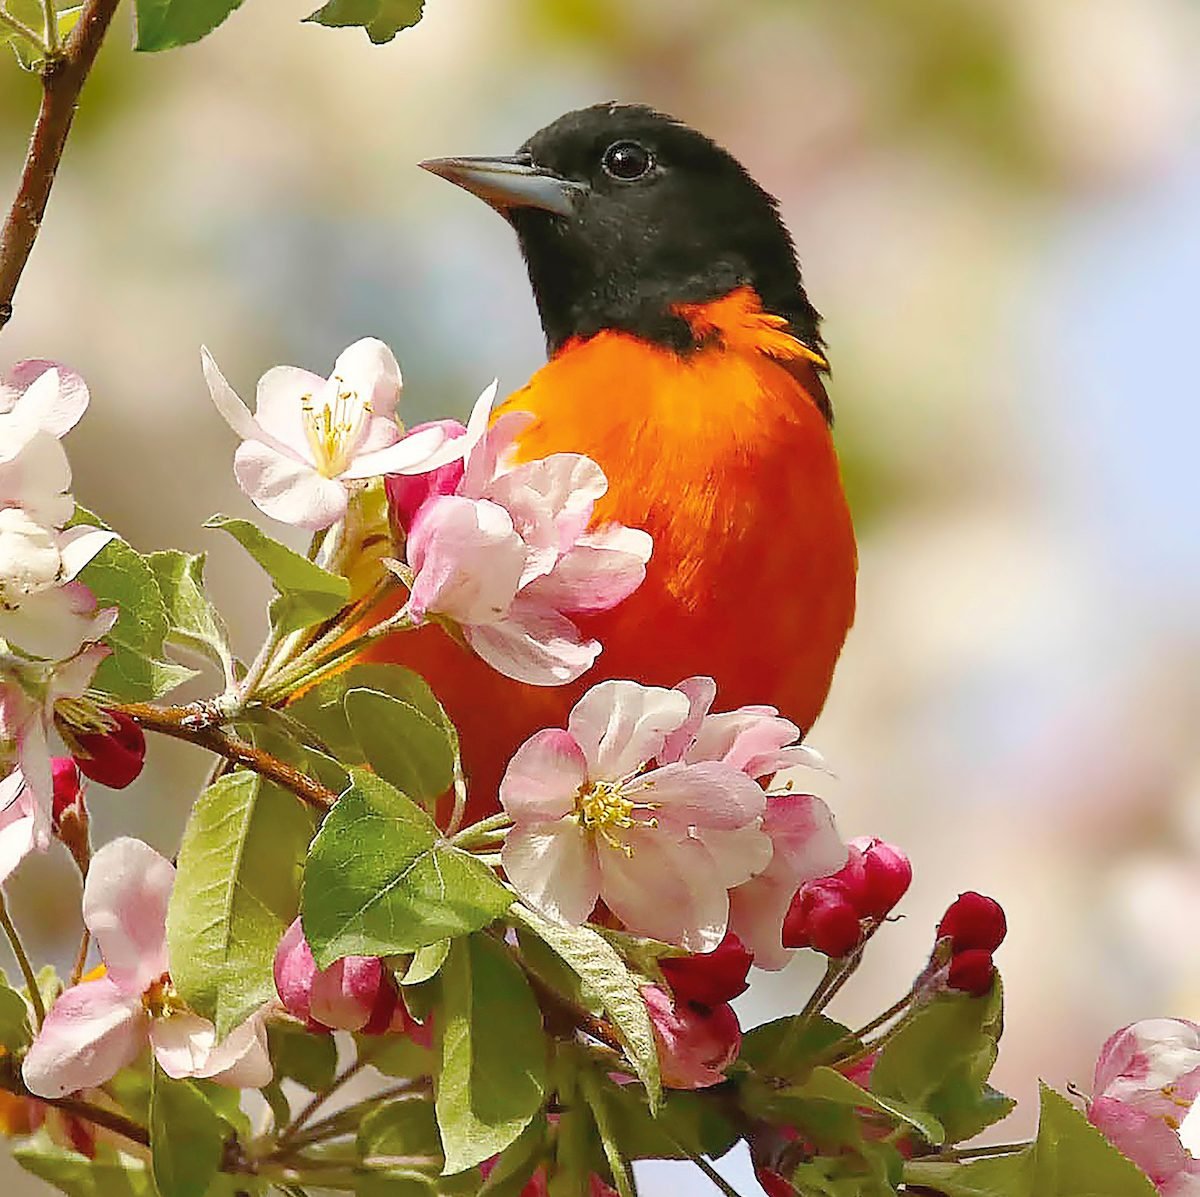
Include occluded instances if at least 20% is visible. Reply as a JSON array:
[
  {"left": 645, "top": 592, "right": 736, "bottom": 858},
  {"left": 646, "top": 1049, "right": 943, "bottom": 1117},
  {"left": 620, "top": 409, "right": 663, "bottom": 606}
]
[{"left": 367, "top": 102, "right": 857, "bottom": 816}]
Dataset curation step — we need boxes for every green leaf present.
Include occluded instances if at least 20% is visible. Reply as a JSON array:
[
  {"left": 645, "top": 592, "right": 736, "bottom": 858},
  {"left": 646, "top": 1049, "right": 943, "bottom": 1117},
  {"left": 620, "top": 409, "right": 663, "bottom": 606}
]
[
  {"left": 2, "top": 2, "right": 83, "bottom": 69},
  {"left": 0, "top": 971, "right": 32, "bottom": 1052},
  {"left": 790, "top": 1065, "right": 945, "bottom": 1146},
  {"left": 904, "top": 1153, "right": 1034, "bottom": 1197},
  {"left": 146, "top": 550, "right": 234, "bottom": 678},
  {"left": 738, "top": 1012, "right": 856, "bottom": 1081},
  {"left": 435, "top": 935, "right": 547, "bottom": 1174},
  {"left": 403, "top": 940, "right": 451, "bottom": 985},
  {"left": 345, "top": 686, "right": 457, "bottom": 811},
  {"left": 167, "top": 772, "right": 316, "bottom": 1036},
  {"left": 305, "top": 0, "right": 425, "bottom": 44},
  {"left": 366, "top": 1031, "right": 435, "bottom": 1079},
  {"left": 478, "top": 1115, "right": 546, "bottom": 1196},
  {"left": 602, "top": 1085, "right": 738, "bottom": 1162},
  {"left": 1031, "top": 1084, "right": 1157, "bottom": 1196},
  {"left": 14, "top": 1134, "right": 155, "bottom": 1197},
  {"left": 267, "top": 1020, "right": 338, "bottom": 1092},
  {"left": 871, "top": 985, "right": 1014, "bottom": 1144},
  {"left": 577, "top": 1067, "right": 634, "bottom": 1197},
  {"left": 205, "top": 515, "right": 350, "bottom": 636},
  {"left": 302, "top": 770, "right": 512, "bottom": 967},
  {"left": 149, "top": 1067, "right": 227, "bottom": 1197},
  {"left": 359, "top": 1096, "right": 444, "bottom": 1163},
  {"left": 509, "top": 904, "right": 660, "bottom": 1109},
  {"left": 78, "top": 537, "right": 197, "bottom": 700},
  {"left": 134, "top": 0, "right": 246, "bottom": 51}
]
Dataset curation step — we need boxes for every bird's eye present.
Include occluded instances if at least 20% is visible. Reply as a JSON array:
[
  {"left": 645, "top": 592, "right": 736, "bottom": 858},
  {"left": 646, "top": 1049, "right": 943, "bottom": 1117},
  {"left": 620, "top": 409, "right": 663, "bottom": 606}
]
[{"left": 602, "top": 141, "right": 653, "bottom": 181}]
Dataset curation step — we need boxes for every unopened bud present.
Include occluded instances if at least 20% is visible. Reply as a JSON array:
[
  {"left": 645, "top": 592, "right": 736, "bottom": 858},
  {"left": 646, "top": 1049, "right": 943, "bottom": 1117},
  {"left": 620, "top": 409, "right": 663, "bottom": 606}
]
[
  {"left": 50, "top": 757, "right": 85, "bottom": 829},
  {"left": 641, "top": 983, "right": 741, "bottom": 1090},
  {"left": 659, "top": 931, "right": 752, "bottom": 1009},
  {"left": 937, "top": 892, "right": 1007, "bottom": 954},
  {"left": 384, "top": 420, "right": 468, "bottom": 534},
  {"left": 755, "top": 1169, "right": 795, "bottom": 1197},
  {"left": 846, "top": 836, "right": 912, "bottom": 919},
  {"left": 72, "top": 712, "right": 146, "bottom": 789},
  {"left": 947, "top": 948, "right": 996, "bottom": 996},
  {"left": 783, "top": 879, "right": 863, "bottom": 958}
]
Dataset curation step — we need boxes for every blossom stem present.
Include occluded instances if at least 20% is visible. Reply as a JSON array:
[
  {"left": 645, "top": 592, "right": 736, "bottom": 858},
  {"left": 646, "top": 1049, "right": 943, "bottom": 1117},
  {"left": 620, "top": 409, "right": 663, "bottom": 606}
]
[
  {"left": 656, "top": 1124, "right": 747, "bottom": 1197},
  {"left": 277, "top": 1081, "right": 432, "bottom": 1153},
  {"left": 275, "top": 1048, "right": 377, "bottom": 1148},
  {"left": 809, "top": 990, "right": 917, "bottom": 1069},
  {"left": 0, "top": 888, "right": 44, "bottom": 1028},
  {"left": 917, "top": 1140, "right": 1032, "bottom": 1162},
  {"left": 449, "top": 811, "right": 512, "bottom": 848},
  {"left": 69, "top": 929, "right": 91, "bottom": 987}
]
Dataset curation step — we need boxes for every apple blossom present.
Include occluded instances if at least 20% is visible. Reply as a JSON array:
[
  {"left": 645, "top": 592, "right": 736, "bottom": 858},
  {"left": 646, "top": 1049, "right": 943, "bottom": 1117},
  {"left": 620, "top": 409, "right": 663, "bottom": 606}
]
[
  {"left": 202, "top": 338, "right": 493, "bottom": 530},
  {"left": 783, "top": 878, "right": 863, "bottom": 958},
  {"left": 0, "top": 360, "right": 90, "bottom": 441},
  {"left": 392, "top": 400, "right": 652, "bottom": 685},
  {"left": 23, "top": 837, "right": 272, "bottom": 1098},
  {"left": 500, "top": 679, "right": 768, "bottom": 950},
  {"left": 946, "top": 948, "right": 997, "bottom": 996},
  {"left": 659, "top": 931, "right": 753, "bottom": 1008},
  {"left": 1088, "top": 1019, "right": 1200, "bottom": 1194},
  {"left": 845, "top": 835, "right": 912, "bottom": 920}
]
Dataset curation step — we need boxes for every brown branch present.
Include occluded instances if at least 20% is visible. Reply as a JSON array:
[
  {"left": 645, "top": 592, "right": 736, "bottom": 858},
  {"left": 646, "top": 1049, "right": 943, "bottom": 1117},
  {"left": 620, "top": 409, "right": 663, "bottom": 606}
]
[
  {"left": 116, "top": 702, "right": 338, "bottom": 812},
  {"left": 52, "top": 1094, "right": 151, "bottom": 1147},
  {"left": 0, "top": 0, "right": 122, "bottom": 332}
]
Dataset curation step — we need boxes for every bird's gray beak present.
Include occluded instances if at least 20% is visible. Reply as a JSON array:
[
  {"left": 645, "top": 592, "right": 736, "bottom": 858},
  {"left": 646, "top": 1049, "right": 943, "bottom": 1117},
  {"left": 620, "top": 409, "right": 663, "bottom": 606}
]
[{"left": 419, "top": 155, "right": 585, "bottom": 217}]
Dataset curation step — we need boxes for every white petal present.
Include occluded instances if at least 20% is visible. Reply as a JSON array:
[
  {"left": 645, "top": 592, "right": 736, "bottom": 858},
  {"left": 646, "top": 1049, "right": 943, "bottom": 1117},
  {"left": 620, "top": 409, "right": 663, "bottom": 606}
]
[
  {"left": 465, "top": 601, "right": 599, "bottom": 686},
  {"left": 342, "top": 423, "right": 451, "bottom": 480},
  {"left": 633, "top": 762, "right": 766, "bottom": 833},
  {"left": 0, "top": 814, "right": 37, "bottom": 884},
  {"left": 0, "top": 770, "right": 24, "bottom": 814},
  {"left": 194, "top": 1011, "right": 273, "bottom": 1088},
  {"left": 696, "top": 825, "right": 774, "bottom": 890},
  {"left": 233, "top": 440, "right": 348, "bottom": 530},
  {"left": 15, "top": 714, "right": 53, "bottom": 850},
  {"left": 568, "top": 680, "right": 690, "bottom": 780},
  {"left": 331, "top": 338, "right": 403, "bottom": 422},
  {"left": 0, "top": 586, "right": 97, "bottom": 661},
  {"left": 252, "top": 364, "right": 328, "bottom": 452},
  {"left": 201, "top": 348, "right": 307, "bottom": 464},
  {"left": 3, "top": 360, "right": 89, "bottom": 437},
  {"left": 519, "top": 531, "right": 652, "bottom": 615},
  {"left": 83, "top": 838, "right": 174, "bottom": 996},
  {"left": 56, "top": 526, "right": 118, "bottom": 581},
  {"left": 502, "top": 822, "right": 599, "bottom": 925},
  {"left": 499, "top": 729, "right": 588, "bottom": 823},
  {"left": 0, "top": 429, "right": 73, "bottom": 524},
  {"left": 23, "top": 978, "right": 146, "bottom": 1098},
  {"left": 149, "top": 1012, "right": 216, "bottom": 1079}
]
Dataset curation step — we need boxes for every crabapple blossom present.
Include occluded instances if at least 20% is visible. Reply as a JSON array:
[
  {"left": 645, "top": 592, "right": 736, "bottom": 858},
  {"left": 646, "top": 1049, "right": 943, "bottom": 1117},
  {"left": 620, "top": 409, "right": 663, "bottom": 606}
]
[
  {"left": 500, "top": 679, "right": 768, "bottom": 950},
  {"left": 659, "top": 931, "right": 753, "bottom": 1008},
  {"left": 0, "top": 360, "right": 90, "bottom": 441},
  {"left": 783, "top": 878, "right": 863, "bottom": 958},
  {"left": 23, "top": 838, "right": 272, "bottom": 1098},
  {"left": 1088, "top": 1019, "right": 1200, "bottom": 1194},
  {"left": 203, "top": 338, "right": 493, "bottom": 530},
  {"left": 946, "top": 948, "right": 997, "bottom": 996}
]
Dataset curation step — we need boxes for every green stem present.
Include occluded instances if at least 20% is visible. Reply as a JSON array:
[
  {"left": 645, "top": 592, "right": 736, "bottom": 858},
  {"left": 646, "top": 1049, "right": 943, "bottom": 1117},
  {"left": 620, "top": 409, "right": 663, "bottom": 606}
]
[
  {"left": 275, "top": 1048, "right": 377, "bottom": 1148},
  {"left": 449, "top": 812, "right": 512, "bottom": 849},
  {"left": 278, "top": 1081, "right": 431, "bottom": 1153},
  {"left": 918, "top": 1140, "right": 1033, "bottom": 1162},
  {"left": 0, "top": 888, "right": 44, "bottom": 1028},
  {"left": 39, "top": 0, "right": 56, "bottom": 53},
  {"left": 0, "top": 5, "right": 46, "bottom": 51},
  {"left": 657, "top": 1125, "right": 746, "bottom": 1197}
]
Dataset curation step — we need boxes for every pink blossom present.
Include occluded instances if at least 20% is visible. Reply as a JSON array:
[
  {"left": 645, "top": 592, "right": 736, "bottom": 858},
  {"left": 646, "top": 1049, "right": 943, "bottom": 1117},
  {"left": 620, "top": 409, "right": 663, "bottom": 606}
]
[
  {"left": 0, "top": 360, "right": 89, "bottom": 440},
  {"left": 0, "top": 769, "right": 38, "bottom": 884},
  {"left": 395, "top": 406, "right": 652, "bottom": 686},
  {"left": 203, "top": 339, "right": 492, "bottom": 530},
  {"left": 782, "top": 878, "right": 863, "bottom": 958},
  {"left": 1088, "top": 1019, "right": 1200, "bottom": 1194},
  {"left": 22, "top": 838, "right": 272, "bottom": 1098},
  {"left": 659, "top": 931, "right": 753, "bottom": 1008},
  {"left": 500, "top": 680, "right": 768, "bottom": 950},
  {"left": 641, "top": 983, "right": 741, "bottom": 1089}
]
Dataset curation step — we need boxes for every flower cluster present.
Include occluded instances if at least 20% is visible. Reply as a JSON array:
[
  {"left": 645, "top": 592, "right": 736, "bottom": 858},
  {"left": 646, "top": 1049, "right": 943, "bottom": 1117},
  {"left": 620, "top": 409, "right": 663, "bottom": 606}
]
[{"left": 935, "top": 890, "right": 1008, "bottom": 995}]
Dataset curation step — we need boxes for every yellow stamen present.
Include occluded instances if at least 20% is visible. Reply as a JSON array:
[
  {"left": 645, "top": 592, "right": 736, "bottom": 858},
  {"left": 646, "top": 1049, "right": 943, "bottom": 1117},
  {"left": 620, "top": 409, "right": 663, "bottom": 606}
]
[
  {"left": 576, "top": 779, "right": 657, "bottom": 856},
  {"left": 141, "top": 974, "right": 187, "bottom": 1020},
  {"left": 301, "top": 376, "right": 373, "bottom": 478}
]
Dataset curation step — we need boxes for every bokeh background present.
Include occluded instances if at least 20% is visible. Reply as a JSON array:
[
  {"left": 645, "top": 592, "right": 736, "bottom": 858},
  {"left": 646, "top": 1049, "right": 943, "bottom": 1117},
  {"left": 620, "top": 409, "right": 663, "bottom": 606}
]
[{"left": 2, "top": 0, "right": 1199, "bottom": 1191}]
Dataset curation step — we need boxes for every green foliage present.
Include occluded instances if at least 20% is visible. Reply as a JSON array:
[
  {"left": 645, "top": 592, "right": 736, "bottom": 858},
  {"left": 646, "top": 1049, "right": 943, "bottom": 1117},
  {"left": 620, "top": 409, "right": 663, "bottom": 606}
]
[
  {"left": 78, "top": 536, "right": 197, "bottom": 700},
  {"left": 435, "top": 934, "right": 547, "bottom": 1174},
  {"left": 205, "top": 515, "right": 350, "bottom": 637},
  {"left": 738, "top": 1012, "right": 857, "bottom": 1082},
  {"left": 14, "top": 1135, "right": 156, "bottom": 1197},
  {"left": 267, "top": 1019, "right": 338, "bottom": 1092},
  {"left": 166, "top": 771, "right": 316, "bottom": 1036},
  {"left": 148, "top": 1067, "right": 228, "bottom": 1197},
  {"left": 0, "top": 1, "right": 82, "bottom": 70},
  {"left": 134, "top": 0, "right": 246, "bottom": 51},
  {"left": 0, "top": 970, "right": 32, "bottom": 1052},
  {"left": 302, "top": 769, "right": 512, "bottom": 966},
  {"left": 146, "top": 549, "right": 234, "bottom": 680},
  {"left": 305, "top": 0, "right": 425, "bottom": 44}
]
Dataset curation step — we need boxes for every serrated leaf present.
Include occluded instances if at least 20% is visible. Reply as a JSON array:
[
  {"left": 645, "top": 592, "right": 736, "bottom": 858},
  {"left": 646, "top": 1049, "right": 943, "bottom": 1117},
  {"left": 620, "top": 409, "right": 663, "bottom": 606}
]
[
  {"left": 14, "top": 1133, "right": 156, "bottom": 1197},
  {"left": 205, "top": 515, "right": 349, "bottom": 636},
  {"left": 78, "top": 537, "right": 197, "bottom": 700},
  {"left": 509, "top": 904, "right": 660, "bottom": 1109},
  {"left": 577, "top": 1067, "right": 634, "bottom": 1197},
  {"left": 738, "top": 1012, "right": 857, "bottom": 1081},
  {"left": 167, "top": 772, "right": 316, "bottom": 1036},
  {"left": 478, "top": 1115, "right": 546, "bottom": 1196},
  {"left": 790, "top": 1065, "right": 944, "bottom": 1146},
  {"left": 305, "top": 0, "right": 425, "bottom": 44},
  {"left": 134, "top": 0, "right": 246, "bottom": 51},
  {"left": 345, "top": 686, "right": 456, "bottom": 811},
  {"left": 302, "top": 770, "right": 512, "bottom": 967},
  {"left": 149, "top": 1067, "right": 227, "bottom": 1197},
  {"left": 146, "top": 549, "right": 234, "bottom": 678},
  {"left": 435, "top": 935, "right": 546, "bottom": 1174}
]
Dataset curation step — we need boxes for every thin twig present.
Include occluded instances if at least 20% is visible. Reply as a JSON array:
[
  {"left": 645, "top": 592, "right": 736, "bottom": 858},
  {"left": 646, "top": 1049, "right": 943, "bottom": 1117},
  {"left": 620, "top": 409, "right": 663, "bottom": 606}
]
[
  {"left": 0, "top": 0, "right": 122, "bottom": 331},
  {"left": 275, "top": 1049, "right": 378, "bottom": 1149},
  {"left": 69, "top": 928, "right": 91, "bottom": 987},
  {"left": 917, "top": 1140, "right": 1032, "bottom": 1162},
  {"left": 0, "top": 889, "right": 45, "bottom": 1027}
]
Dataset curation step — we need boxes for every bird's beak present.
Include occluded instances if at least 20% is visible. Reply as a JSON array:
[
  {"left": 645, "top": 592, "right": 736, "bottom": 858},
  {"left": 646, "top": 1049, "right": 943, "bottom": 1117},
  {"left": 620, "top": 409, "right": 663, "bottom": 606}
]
[{"left": 419, "top": 155, "right": 585, "bottom": 217}]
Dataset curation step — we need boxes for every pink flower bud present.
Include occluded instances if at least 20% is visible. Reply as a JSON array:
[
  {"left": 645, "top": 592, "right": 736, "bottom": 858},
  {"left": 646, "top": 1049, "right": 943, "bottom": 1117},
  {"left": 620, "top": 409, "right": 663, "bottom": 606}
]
[
  {"left": 641, "top": 983, "right": 741, "bottom": 1090},
  {"left": 782, "top": 879, "right": 863, "bottom": 958},
  {"left": 273, "top": 917, "right": 400, "bottom": 1034},
  {"left": 756, "top": 1169, "right": 795, "bottom": 1197},
  {"left": 946, "top": 948, "right": 996, "bottom": 996},
  {"left": 50, "top": 757, "right": 85, "bottom": 829},
  {"left": 72, "top": 712, "right": 146, "bottom": 789},
  {"left": 846, "top": 836, "right": 912, "bottom": 919},
  {"left": 384, "top": 419, "right": 468, "bottom": 533},
  {"left": 937, "top": 892, "right": 1006, "bottom": 954},
  {"left": 659, "top": 931, "right": 753, "bottom": 1008}
]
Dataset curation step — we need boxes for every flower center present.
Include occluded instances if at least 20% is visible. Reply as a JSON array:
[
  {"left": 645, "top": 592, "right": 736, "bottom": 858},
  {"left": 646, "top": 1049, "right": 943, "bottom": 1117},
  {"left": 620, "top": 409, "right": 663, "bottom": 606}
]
[
  {"left": 141, "top": 973, "right": 187, "bottom": 1020},
  {"left": 301, "top": 377, "right": 372, "bottom": 478},
  {"left": 576, "top": 779, "right": 657, "bottom": 855}
]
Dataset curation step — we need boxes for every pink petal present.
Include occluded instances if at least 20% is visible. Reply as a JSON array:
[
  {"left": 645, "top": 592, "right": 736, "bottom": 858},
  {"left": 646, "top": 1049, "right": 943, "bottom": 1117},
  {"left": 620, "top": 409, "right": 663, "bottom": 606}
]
[
  {"left": 0, "top": 814, "right": 37, "bottom": 884},
  {"left": 309, "top": 957, "right": 387, "bottom": 1032},
  {"left": 233, "top": 440, "right": 348, "bottom": 530},
  {"left": 486, "top": 452, "right": 607, "bottom": 552},
  {"left": 465, "top": 600, "right": 599, "bottom": 685},
  {"left": 500, "top": 729, "right": 588, "bottom": 823},
  {"left": 344, "top": 423, "right": 453, "bottom": 480},
  {"left": 273, "top": 917, "right": 317, "bottom": 1023},
  {"left": 658, "top": 677, "right": 718, "bottom": 766},
  {"left": 568, "top": 681, "right": 690, "bottom": 780},
  {"left": 598, "top": 831, "right": 729, "bottom": 952},
  {"left": 330, "top": 338, "right": 403, "bottom": 423},
  {"left": 384, "top": 419, "right": 468, "bottom": 531},
  {"left": 521, "top": 530, "right": 653, "bottom": 616},
  {"left": 83, "top": 837, "right": 174, "bottom": 996},
  {"left": 695, "top": 825, "right": 774, "bottom": 890},
  {"left": 502, "top": 822, "right": 600, "bottom": 925},
  {"left": 460, "top": 405, "right": 534, "bottom": 498},
  {"left": 193, "top": 1011, "right": 273, "bottom": 1088},
  {"left": 149, "top": 1012, "right": 218, "bottom": 1078},
  {"left": 151, "top": 1010, "right": 273, "bottom": 1088},
  {"left": 251, "top": 364, "right": 328, "bottom": 452},
  {"left": 2, "top": 360, "right": 89, "bottom": 437},
  {"left": 0, "top": 770, "right": 23, "bottom": 814},
  {"left": 201, "top": 349, "right": 308, "bottom": 465},
  {"left": 633, "top": 762, "right": 765, "bottom": 833},
  {"left": 15, "top": 712, "right": 54, "bottom": 850},
  {"left": 23, "top": 977, "right": 146, "bottom": 1098},
  {"left": 406, "top": 495, "right": 524, "bottom": 625},
  {"left": 0, "top": 429, "right": 73, "bottom": 524}
]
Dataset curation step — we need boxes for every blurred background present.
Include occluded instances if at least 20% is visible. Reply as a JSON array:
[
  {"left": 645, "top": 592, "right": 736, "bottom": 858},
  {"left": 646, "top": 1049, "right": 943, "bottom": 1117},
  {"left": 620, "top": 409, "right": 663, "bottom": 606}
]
[{"left": 1, "top": 0, "right": 1198, "bottom": 1190}]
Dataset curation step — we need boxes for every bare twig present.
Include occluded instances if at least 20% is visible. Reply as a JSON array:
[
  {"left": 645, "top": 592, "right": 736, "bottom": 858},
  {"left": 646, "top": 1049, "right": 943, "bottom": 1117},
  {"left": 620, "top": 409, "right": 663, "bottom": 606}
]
[{"left": 0, "top": 0, "right": 122, "bottom": 332}]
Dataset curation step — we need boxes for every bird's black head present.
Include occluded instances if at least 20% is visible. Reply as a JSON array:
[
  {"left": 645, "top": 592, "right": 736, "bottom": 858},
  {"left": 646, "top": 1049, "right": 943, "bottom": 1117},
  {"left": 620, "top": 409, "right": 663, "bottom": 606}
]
[{"left": 422, "top": 103, "right": 823, "bottom": 359}]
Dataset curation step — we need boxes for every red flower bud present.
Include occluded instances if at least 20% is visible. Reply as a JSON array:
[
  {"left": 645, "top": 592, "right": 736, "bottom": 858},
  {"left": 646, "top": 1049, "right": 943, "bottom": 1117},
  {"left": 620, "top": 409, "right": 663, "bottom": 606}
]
[
  {"left": 846, "top": 836, "right": 912, "bottom": 919},
  {"left": 384, "top": 420, "right": 468, "bottom": 533},
  {"left": 947, "top": 948, "right": 996, "bottom": 996},
  {"left": 659, "top": 931, "right": 752, "bottom": 1009},
  {"left": 756, "top": 1169, "right": 795, "bottom": 1197},
  {"left": 72, "top": 712, "right": 146, "bottom": 789},
  {"left": 937, "top": 892, "right": 1007, "bottom": 954},
  {"left": 782, "top": 879, "right": 863, "bottom": 958},
  {"left": 641, "top": 984, "right": 742, "bottom": 1089},
  {"left": 50, "top": 757, "right": 85, "bottom": 828}
]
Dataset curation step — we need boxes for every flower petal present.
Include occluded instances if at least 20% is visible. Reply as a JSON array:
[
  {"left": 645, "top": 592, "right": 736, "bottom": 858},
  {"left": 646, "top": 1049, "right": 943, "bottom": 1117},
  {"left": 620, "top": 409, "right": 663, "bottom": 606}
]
[
  {"left": 633, "top": 762, "right": 765, "bottom": 833},
  {"left": 149, "top": 1012, "right": 217, "bottom": 1078},
  {"left": 331, "top": 338, "right": 403, "bottom": 423},
  {"left": 568, "top": 680, "right": 690, "bottom": 780},
  {"left": 83, "top": 837, "right": 175, "bottom": 995},
  {"left": 0, "top": 770, "right": 23, "bottom": 815},
  {"left": 465, "top": 600, "right": 599, "bottom": 686},
  {"left": 658, "top": 677, "right": 718, "bottom": 766},
  {"left": 0, "top": 583, "right": 100, "bottom": 661},
  {"left": 343, "top": 423, "right": 451, "bottom": 480},
  {"left": 194, "top": 1010, "right": 273, "bottom": 1088},
  {"left": 250, "top": 364, "right": 329, "bottom": 454},
  {"left": 233, "top": 440, "right": 348, "bottom": 530},
  {"left": 500, "top": 729, "right": 588, "bottom": 823},
  {"left": 0, "top": 814, "right": 37, "bottom": 884},
  {"left": 151, "top": 1010, "right": 273, "bottom": 1088},
  {"left": 201, "top": 348, "right": 307, "bottom": 465},
  {"left": 502, "top": 822, "right": 600, "bottom": 925},
  {"left": 57, "top": 527, "right": 118, "bottom": 582},
  {"left": 2, "top": 360, "right": 89, "bottom": 437},
  {"left": 521, "top": 528, "right": 652, "bottom": 616},
  {"left": 695, "top": 825, "right": 774, "bottom": 890},
  {"left": 23, "top": 977, "right": 146, "bottom": 1098}
]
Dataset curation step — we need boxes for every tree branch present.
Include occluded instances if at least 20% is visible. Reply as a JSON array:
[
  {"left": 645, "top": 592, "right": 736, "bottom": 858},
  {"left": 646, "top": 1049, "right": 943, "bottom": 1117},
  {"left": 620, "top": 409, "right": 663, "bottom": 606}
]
[
  {"left": 0, "top": 0, "right": 122, "bottom": 332},
  {"left": 116, "top": 701, "right": 338, "bottom": 812}
]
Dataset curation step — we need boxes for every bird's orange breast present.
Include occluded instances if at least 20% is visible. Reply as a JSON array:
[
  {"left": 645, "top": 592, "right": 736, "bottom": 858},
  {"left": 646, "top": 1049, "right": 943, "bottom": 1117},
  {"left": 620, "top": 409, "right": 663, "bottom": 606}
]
[{"left": 371, "top": 287, "right": 857, "bottom": 808}]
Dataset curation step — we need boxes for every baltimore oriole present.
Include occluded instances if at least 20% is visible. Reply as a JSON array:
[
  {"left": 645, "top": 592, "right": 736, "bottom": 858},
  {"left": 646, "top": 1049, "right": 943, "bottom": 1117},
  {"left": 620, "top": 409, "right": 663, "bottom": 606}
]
[{"left": 372, "top": 103, "right": 856, "bottom": 813}]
